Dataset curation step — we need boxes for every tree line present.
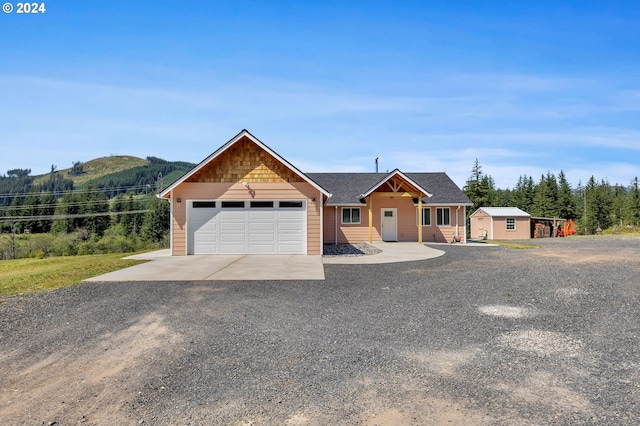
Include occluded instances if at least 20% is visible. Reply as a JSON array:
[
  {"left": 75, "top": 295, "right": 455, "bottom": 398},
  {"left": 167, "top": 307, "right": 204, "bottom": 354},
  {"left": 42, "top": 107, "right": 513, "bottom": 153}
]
[
  {"left": 0, "top": 189, "right": 170, "bottom": 260},
  {"left": 463, "top": 159, "right": 640, "bottom": 235}
]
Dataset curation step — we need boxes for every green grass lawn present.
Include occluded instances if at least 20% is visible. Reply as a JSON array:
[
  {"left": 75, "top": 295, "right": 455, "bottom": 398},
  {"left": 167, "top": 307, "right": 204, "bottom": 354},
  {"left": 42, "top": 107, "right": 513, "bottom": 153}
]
[{"left": 0, "top": 254, "right": 147, "bottom": 298}]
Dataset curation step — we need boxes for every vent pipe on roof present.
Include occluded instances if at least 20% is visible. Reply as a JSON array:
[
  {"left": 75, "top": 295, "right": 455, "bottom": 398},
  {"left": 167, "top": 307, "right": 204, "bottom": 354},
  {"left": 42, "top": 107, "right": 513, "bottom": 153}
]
[{"left": 375, "top": 157, "right": 379, "bottom": 173}]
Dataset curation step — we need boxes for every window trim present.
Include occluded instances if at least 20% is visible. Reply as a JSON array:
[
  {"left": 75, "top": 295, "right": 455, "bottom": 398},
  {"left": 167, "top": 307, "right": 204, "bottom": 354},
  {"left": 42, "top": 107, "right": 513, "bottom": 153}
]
[
  {"left": 416, "top": 207, "right": 431, "bottom": 226},
  {"left": 436, "top": 207, "right": 451, "bottom": 227},
  {"left": 341, "top": 207, "right": 361, "bottom": 224},
  {"left": 506, "top": 217, "right": 516, "bottom": 231}
]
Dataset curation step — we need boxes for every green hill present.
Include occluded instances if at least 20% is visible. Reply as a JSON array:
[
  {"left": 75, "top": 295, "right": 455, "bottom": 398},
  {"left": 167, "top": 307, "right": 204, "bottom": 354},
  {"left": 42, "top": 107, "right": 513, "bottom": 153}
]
[
  {"left": 33, "top": 156, "right": 148, "bottom": 187},
  {"left": 3, "top": 156, "right": 194, "bottom": 204}
]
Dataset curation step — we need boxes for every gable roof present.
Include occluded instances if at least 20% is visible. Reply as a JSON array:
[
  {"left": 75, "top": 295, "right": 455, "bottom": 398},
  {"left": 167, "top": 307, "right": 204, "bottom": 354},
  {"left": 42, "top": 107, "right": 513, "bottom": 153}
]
[
  {"left": 359, "top": 169, "right": 433, "bottom": 199},
  {"left": 472, "top": 207, "right": 530, "bottom": 217},
  {"left": 306, "top": 172, "right": 472, "bottom": 206},
  {"left": 159, "top": 129, "right": 331, "bottom": 198}
]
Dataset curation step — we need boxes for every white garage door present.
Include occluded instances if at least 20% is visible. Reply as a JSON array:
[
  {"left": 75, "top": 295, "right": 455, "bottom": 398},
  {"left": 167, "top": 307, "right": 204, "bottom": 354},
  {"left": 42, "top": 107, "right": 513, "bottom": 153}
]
[{"left": 187, "top": 200, "right": 306, "bottom": 254}]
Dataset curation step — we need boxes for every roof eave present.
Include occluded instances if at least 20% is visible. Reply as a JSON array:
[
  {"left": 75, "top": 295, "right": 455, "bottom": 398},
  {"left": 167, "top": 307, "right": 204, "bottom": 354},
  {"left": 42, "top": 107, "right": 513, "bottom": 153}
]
[{"left": 360, "top": 169, "right": 433, "bottom": 199}]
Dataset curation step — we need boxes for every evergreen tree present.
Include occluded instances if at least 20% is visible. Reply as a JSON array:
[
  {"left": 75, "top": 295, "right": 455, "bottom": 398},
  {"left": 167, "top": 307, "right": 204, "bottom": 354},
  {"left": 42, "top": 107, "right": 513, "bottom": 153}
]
[
  {"left": 510, "top": 175, "right": 535, "bottom": 213},
  {"left": 530, "top": 173, "right": 558, "bottom": 217},
  {"left": 582, "top": 177, "right": 613, "bottom": 233},
  {"left": 626, "top": 177, "right": 640, "bottom": 226},
  {"left": 37, "top": 192, "right": 55, "bottom": 233},
  {"left": 463, "top": 159, "right": 497, "bottom": 210},
  {"left": 8, "top": 193, "right": 24, "bottom": 233},
  {"left": 52, "top": 192, "right": 80, "bottom": 233},
  {"left": 141, "top": 196, "right": 170, "bottom": 244},
  {"left": 611, "top": 184, "right": 627, "bottom": 227},
  {"left": 557, "top": 171, "right": 577, "bottom": 219},
  {"left": 81, "top": 187, "right": 110, "bottom": 235},
  {"left": 21, "top": 190, "right": 40, "bottom": 233}
]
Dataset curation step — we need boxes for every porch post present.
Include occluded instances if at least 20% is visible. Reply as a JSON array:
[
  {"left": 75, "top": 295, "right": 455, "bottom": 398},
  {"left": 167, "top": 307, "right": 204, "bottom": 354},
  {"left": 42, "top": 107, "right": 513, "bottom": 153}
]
[
  {"left": 418, "top": 194, "right": 423, "bottom": 244},
  {"left": 368, "top": 196, "right": 373, "bottom": 243}
]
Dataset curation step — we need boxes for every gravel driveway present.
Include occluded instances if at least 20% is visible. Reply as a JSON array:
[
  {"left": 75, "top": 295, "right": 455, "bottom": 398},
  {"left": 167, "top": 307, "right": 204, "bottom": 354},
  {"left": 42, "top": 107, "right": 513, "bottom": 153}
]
[{"left": 1, "top": 237, "right": 639, "bottom": 425}]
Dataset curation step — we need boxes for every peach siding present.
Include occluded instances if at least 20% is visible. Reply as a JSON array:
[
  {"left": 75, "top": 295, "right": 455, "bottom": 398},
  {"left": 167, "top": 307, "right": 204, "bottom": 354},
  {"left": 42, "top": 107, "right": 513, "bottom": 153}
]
[
  {"left": 470, "top": 210, "right": 491, "bottom": 240},
  {"left": 323, "top": 202, "right": 466, "bottom": 245},
  {"left": 492, "top": 216, "right": 530, "bottom": 240},
  {"left": 170, "top": 181, "right": 321, "bottom": 255},
  {"left": 471, "top": 211, "right": 531, "bottom": 240}
]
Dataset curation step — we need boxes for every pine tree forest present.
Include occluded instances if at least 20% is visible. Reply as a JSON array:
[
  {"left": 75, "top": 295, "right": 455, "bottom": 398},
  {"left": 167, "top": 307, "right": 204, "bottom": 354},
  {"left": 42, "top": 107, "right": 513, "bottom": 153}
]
[{"left": 463, "top": 159, "right": 640, "bottom": 235}]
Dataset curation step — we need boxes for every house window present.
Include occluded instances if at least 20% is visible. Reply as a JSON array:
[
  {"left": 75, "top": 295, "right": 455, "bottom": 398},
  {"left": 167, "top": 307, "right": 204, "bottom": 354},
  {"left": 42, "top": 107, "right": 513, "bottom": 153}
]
[
  {"left": 506, "top": 217, "right": 516, "bottom": 231},
  {"left": 342, "top": 207, "right": 361, "bottom": 224},
  {"left": 417, "top": 207, "right": 431, "bottom": 226},
  {"left": 436, "top": 208, "right": 450, "bottom": 226}
]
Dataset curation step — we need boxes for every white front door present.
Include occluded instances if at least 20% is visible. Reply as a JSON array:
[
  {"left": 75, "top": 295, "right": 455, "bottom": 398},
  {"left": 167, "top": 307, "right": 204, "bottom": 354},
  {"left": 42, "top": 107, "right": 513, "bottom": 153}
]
[{"left": 381, "top": 208, "right": 397, "bottom": 241}]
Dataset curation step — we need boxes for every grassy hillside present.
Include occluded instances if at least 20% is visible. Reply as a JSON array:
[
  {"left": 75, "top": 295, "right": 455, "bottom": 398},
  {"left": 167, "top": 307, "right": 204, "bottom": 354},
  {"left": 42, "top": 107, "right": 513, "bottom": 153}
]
[{"left": 33, "top": 156, "right": 148, "bottom": 187}]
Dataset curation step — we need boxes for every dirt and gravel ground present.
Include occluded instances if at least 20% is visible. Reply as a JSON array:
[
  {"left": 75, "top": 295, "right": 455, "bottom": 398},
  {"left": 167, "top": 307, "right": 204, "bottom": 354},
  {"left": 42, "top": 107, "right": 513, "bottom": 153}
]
[{"left": 1, "top": 236, "right": 639, "bottom": 425}]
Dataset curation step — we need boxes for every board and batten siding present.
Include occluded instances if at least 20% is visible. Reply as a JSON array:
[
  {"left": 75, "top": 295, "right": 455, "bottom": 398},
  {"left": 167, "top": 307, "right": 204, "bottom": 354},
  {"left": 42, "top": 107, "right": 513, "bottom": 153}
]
[{"left": 170, "top": 181, "right": 321, "bottom": 255}]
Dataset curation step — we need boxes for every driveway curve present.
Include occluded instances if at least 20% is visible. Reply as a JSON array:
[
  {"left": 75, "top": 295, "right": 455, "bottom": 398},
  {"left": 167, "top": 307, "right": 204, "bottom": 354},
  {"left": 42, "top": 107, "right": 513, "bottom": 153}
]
[{"left": 1, "top": 237, "right": 639, "bottom": 425}]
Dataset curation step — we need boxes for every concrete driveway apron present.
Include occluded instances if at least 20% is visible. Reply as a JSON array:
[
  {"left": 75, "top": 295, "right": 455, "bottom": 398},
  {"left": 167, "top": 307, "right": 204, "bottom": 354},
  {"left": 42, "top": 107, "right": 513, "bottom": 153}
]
[
  {"left": 86, "top": 243, "right": 447, "bottom": 282},
  {"left": 85, "top": 250, "right": 325, "bottom": 281}
]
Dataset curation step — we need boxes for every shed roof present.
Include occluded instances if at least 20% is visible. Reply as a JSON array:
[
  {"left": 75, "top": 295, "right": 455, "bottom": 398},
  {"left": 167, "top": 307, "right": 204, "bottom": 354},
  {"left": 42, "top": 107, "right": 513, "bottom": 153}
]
[{"left": 472, "top": 207, "right": 531, "bottom": 217}]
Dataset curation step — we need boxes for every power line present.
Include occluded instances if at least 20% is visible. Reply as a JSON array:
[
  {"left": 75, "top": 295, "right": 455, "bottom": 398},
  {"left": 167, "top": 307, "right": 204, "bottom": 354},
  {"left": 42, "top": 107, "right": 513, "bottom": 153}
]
[
  {"left": 0, "top": 183, "right": 161, "bottom": 199},
  {"left": 0, "top": 210, "right": 150, "bottom": 224},
  {"left": 0, "top": 195, "right": 156, "bottom": 212}
]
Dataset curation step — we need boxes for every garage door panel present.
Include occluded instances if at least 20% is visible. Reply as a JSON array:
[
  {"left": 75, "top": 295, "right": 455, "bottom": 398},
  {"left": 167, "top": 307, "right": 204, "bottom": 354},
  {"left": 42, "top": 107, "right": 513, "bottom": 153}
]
[
  {"left": 249, "top": 234, "right": 276, "bottom": 244},
  {"left": 220, "top": 244, "right": 247, "bottom": 254},
  {"left": 249, "top": 245, "right": 276, "bottom": 254},
  {"left": 279, "top": 222, "right": 304, "bottom": 231},
  {"left": 221, "top": 211, "right": 246, "bottom": 220},
  {"left": 250, "top": 211, "right": 276, "bottom": 220},
  {"left": 220, "top": 222, "right": 246, "bottom": 231},
  {"left": 189, "top": 200, "right": 306, "bottom": 255},
  {"left": 279, "top": 210, "right": 303, "bottom": 220},
  {"left": 279, "top": 233, "right": 304, "bottom": 242},
  {"left": 278, "top": 243, "right": 305, "bottom": 254},
  {"left": 220, "top": 233, "right": 246, "bottom": 243},
  {"left": 250, "top": 222, "right": 275, "bottom": 231}
]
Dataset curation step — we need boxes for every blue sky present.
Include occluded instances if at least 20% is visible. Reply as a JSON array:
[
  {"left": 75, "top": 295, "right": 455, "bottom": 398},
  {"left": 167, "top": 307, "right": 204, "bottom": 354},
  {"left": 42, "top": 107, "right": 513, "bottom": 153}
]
[{"left": 1, "top": 1, "right": 639, "bottom": 189}]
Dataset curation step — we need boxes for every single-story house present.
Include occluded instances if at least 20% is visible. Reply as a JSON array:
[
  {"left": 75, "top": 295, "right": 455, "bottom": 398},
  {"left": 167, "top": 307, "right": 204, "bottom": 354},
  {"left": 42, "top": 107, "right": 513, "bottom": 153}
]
[
  {"left": 470, "top": 207, "right": 531, "bottom": 240},
  {"left": 159, "top": 130, "right": 473, "bottom": 255}
]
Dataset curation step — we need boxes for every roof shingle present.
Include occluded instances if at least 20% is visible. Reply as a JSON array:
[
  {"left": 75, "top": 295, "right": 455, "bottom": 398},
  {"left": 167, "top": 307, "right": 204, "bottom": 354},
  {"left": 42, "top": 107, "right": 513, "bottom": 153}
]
[{"left": 306, "top": 172, "right": 472, "bottom": 206}]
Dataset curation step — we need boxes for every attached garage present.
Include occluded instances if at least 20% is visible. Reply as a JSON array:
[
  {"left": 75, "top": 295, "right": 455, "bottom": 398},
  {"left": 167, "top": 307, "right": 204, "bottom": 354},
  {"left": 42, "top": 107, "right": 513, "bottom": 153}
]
[{"left": 187, "top": 200, "right": 307, "bottom": 254}]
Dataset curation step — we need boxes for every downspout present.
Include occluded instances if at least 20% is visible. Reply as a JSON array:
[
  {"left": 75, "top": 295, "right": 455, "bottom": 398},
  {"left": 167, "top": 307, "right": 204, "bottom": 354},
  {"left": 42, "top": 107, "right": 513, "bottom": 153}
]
[{"left": 463, "top": 206, "right": 467, "bottom": 243}]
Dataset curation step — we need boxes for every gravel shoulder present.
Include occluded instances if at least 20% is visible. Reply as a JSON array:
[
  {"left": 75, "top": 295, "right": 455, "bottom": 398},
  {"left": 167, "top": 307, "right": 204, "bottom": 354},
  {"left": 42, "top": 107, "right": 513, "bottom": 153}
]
[{"left": 1, "top": 236, "right": 639, "bottom": 425}]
